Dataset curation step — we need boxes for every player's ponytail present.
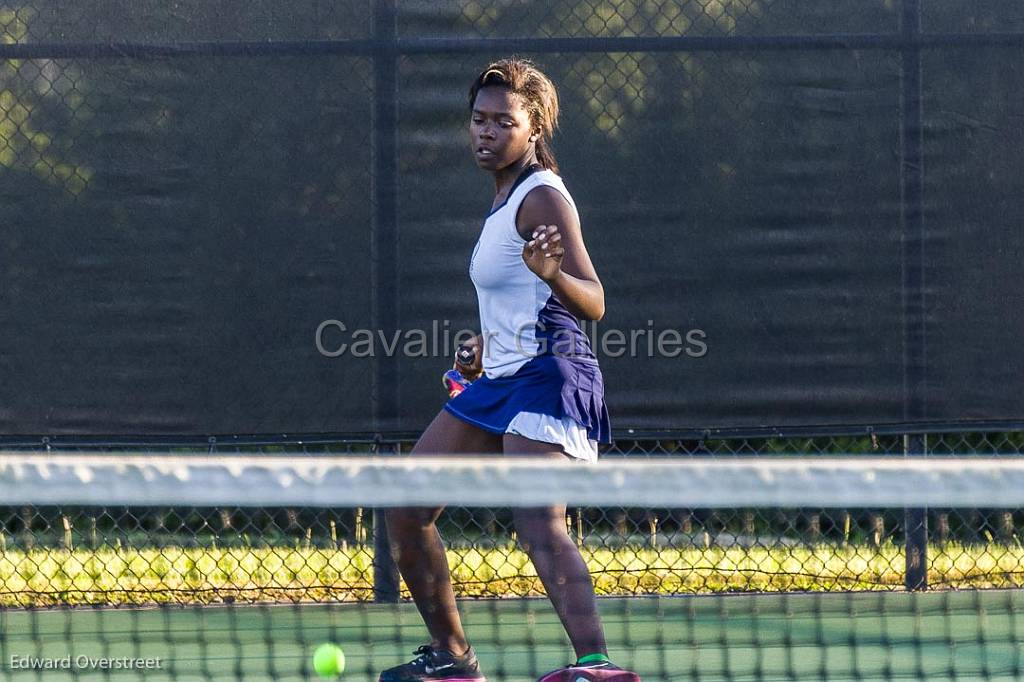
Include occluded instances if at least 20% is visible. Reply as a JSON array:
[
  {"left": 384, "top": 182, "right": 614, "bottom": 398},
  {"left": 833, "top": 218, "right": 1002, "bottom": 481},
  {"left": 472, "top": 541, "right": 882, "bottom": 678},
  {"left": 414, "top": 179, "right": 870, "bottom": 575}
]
[
  {"left": 468, "top": 57, "right": 560, "bottom": 174},
  {"left": 533, "top": 136, "right": 557, "bottom": 174}
]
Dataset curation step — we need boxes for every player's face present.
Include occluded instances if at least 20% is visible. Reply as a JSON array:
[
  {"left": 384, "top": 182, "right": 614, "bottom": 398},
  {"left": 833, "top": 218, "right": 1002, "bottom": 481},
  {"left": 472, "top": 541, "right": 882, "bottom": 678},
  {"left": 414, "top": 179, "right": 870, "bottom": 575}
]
[{"left": 470, "top": 86, "right": 534, "bottom": 171}]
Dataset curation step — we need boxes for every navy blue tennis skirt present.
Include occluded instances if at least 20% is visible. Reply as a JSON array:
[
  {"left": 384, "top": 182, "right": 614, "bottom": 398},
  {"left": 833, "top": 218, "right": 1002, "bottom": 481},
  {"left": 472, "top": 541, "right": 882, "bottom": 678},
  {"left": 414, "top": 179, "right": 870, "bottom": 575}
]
[{"left": 443, "top": 354, "right": 612, "bottom": 444}]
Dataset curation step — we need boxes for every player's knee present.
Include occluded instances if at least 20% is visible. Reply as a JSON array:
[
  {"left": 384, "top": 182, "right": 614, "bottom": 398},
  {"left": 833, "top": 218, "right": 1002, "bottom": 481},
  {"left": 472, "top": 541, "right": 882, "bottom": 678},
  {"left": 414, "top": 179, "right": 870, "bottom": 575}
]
[
  {"left": 385, "top": 507, "right": 442, "bottom": 535},
  {"left": 513, "top": 509, "right": 567, "bottom": 553}
]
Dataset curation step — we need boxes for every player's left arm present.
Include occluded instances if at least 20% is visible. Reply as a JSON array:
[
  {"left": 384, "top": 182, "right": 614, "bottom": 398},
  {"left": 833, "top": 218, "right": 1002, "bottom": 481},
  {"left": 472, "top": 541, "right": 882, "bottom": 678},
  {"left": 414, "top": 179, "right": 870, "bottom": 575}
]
[{"left": 517, "top": 186, "right": 605, "bottom": 321}]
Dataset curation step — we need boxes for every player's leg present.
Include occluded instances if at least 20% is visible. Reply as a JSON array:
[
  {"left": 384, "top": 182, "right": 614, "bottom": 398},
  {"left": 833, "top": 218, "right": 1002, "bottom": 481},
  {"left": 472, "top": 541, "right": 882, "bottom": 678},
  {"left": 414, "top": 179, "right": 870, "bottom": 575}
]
[
  {"left": 504, "top": 435, "right": 607, "bottom": 659},
  {"left": 506, "top": 434, "right": 640, "bottom": 682},
  {"left": 385, "top": 409, "right": 501, "bottom": 659}
]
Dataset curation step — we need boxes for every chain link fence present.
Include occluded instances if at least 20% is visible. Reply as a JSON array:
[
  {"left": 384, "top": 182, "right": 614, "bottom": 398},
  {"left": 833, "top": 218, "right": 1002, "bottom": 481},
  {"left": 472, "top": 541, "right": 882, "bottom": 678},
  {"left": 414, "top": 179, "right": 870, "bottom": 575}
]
[
  {"left": 2, "top": 432, "right": 1024, "bottom": 608},
  {"left": 2, "top": 1, "right": 1023, "bottom": 437},
  {"left": 2, "top": 0, "right": 1023, "bottom": 610}
]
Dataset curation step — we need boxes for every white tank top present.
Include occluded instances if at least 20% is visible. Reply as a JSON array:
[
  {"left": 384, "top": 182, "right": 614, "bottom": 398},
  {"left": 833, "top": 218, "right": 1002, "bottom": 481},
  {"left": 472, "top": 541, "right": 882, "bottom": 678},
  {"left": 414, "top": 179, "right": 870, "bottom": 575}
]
[{"left": 470, "top": 168, "right": 597, "bottom": 378}]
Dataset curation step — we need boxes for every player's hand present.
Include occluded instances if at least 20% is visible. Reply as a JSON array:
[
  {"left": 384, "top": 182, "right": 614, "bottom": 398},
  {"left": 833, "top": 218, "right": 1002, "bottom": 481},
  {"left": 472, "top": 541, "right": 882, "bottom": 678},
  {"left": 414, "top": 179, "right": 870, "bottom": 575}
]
[
  {"left": 455, "top": 336, "right": 483, "bottom": 381},
  {"left": 522, "top": 224, "right": 564, "bottom": 283}
]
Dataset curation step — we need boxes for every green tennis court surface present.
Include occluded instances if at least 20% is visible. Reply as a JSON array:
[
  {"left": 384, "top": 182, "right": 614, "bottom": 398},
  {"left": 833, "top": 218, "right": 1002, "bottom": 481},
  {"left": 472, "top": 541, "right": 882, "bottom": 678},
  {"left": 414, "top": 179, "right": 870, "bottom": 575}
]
[{"left": 3, "top": 591, "right": 1021, "bottom": 681}]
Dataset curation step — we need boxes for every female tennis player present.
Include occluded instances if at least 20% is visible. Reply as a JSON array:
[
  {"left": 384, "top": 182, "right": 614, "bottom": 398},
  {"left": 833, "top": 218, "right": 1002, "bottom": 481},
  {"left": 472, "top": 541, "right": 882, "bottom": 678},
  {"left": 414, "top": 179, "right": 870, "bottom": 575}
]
[{"left": 380, "top": 58, "right": 639, "bottom": 682}]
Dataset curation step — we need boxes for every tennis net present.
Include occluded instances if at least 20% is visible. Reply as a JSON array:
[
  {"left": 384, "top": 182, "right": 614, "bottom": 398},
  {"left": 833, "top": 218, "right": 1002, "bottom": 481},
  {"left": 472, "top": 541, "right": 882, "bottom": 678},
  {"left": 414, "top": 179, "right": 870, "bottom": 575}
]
[{"left": 1, "top": 454, "right": 1023, "bottom": 681}]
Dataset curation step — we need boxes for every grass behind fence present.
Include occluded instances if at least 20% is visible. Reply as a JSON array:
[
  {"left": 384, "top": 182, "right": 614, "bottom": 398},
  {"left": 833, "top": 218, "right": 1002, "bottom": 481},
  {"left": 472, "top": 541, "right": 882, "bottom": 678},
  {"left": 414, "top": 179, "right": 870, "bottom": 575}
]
[{"left": 2, "top": 543, "right": 1023, "bottom": 608}]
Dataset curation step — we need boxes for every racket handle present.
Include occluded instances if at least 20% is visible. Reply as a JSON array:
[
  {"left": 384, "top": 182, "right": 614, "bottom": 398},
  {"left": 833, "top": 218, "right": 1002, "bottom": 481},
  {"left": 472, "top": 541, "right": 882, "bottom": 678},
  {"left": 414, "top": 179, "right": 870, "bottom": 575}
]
[{"left": 456, "top": 344, "right": 476, "bottom": 367}]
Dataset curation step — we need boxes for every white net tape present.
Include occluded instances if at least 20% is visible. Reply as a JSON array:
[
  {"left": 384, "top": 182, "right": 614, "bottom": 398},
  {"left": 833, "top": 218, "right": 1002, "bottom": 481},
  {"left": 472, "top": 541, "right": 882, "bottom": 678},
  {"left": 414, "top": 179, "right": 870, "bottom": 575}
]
[{"left": 0, "top": 454, "right": 1022, "bottom": 508}]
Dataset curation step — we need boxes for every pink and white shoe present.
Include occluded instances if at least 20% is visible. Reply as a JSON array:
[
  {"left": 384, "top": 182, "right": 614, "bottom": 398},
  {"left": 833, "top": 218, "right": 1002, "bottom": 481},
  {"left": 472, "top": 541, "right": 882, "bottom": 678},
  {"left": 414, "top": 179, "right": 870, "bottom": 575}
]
[{"left": 536, "top": 661, "right": 641, "bottom": 682}]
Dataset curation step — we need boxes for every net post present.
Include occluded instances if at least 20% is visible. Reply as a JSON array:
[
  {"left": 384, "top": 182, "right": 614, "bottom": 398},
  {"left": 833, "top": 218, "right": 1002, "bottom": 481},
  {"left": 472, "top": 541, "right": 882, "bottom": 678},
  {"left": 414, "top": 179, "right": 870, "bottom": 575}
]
[{"left": 903, "top": 433, "right": 928, "bottom": 591}]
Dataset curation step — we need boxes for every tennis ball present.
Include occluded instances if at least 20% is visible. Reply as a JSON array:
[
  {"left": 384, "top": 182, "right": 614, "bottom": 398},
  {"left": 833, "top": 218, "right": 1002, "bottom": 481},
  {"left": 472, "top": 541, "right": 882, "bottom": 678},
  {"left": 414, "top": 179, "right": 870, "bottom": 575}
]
[{"left": 313, "top": 643, "right": 346, "bottom": 678}]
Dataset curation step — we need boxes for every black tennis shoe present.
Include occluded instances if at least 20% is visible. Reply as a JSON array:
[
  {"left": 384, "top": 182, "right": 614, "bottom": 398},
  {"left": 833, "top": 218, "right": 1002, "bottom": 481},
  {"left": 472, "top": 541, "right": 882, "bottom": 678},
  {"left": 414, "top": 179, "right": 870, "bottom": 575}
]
[{"left": 378, "top": 645, "right": 486, "bottom": 682}]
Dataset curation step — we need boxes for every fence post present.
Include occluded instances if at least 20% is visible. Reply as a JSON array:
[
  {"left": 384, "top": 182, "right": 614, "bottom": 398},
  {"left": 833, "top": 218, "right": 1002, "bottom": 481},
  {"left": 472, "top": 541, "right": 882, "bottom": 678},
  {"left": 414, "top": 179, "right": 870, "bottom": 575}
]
[
  {"left": 371, "top": 0, "right": 398, "bottom": 433},
  {"left": 371, "top": 0, "right": 401, "bottom": 605},
  {"left": 899, "top": 0, "right": 927, "bottom": 592},
  {"left": 904, "top": 433, "right": 928, "bottom": 591},
  {"left": 372, "top": 512, "right": 401, "bottom": 603},
  {"left": 373, "top": 444, "right": 401, "bottom": 603}
]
